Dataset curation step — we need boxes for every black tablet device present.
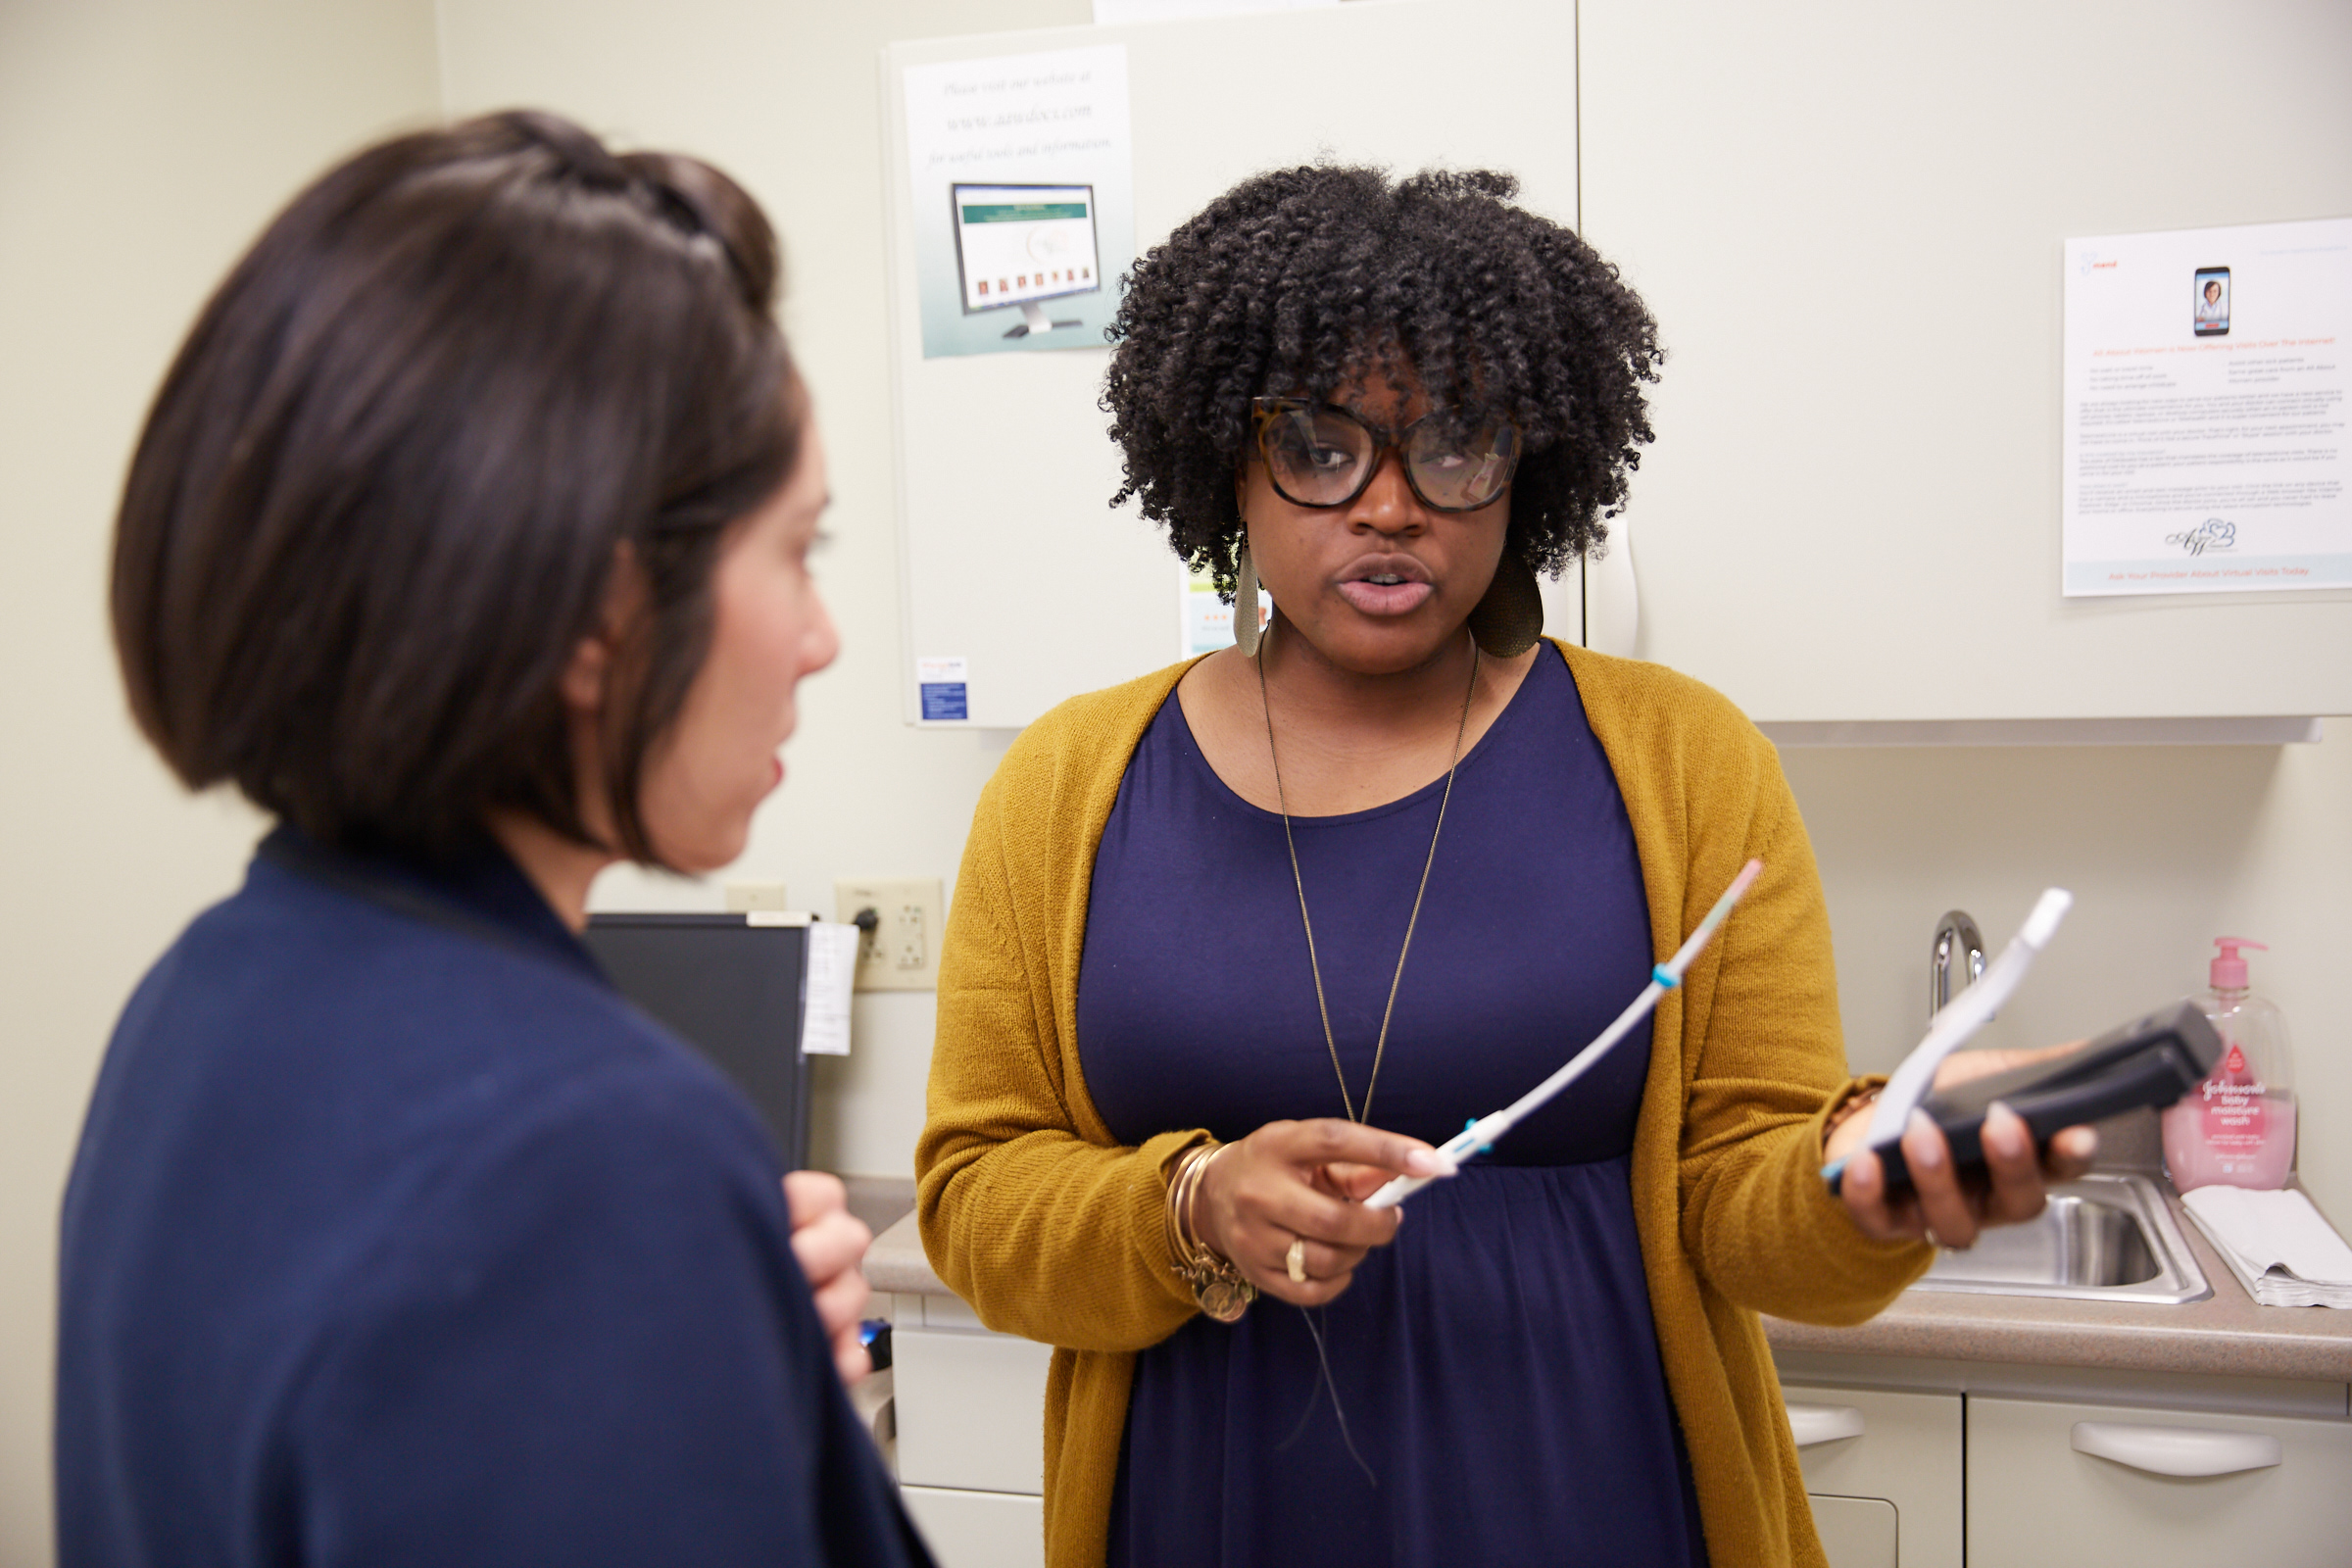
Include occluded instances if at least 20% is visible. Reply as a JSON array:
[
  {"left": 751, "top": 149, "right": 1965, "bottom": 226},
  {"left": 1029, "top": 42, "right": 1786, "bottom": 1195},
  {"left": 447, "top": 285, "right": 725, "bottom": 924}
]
[{"left": 1835, "top": 1001, "right": 2222, "bottom": 1197}]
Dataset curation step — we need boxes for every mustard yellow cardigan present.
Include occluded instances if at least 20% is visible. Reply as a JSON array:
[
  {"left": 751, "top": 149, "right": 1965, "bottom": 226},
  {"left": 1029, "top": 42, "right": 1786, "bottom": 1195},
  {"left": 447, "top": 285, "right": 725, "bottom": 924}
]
[{"left": 917, "top": 640, "right": 1931, "bottom": 1568}]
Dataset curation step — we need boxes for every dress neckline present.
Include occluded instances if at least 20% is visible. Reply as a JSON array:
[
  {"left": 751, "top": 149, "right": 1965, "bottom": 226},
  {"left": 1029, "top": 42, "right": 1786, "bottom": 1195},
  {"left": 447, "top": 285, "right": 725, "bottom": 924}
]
[{"left": 1163, "top": 645, "right": 1558, "bottom": 827}]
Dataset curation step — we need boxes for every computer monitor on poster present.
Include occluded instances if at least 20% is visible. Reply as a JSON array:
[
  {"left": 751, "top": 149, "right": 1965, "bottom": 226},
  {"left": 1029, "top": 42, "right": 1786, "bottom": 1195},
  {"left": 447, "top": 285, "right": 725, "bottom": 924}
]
[{"left": 952, "top": 182, "right": 1102, "bottom": 339}]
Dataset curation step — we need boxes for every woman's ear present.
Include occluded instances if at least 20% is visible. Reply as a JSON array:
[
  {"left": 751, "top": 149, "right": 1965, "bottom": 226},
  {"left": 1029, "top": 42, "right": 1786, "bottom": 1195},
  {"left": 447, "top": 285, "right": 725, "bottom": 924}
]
[
  {"left": 559, "top": 636, "right": 609, "bottom": 714},
  {"left": 560, "top": 542, "right": 649, "bottom": 716}
]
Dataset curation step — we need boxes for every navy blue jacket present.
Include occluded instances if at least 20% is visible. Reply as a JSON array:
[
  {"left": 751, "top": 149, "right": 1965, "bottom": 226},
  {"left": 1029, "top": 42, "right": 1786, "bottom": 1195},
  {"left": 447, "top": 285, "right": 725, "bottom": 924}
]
[{"left": 57, "top": 828, "right": 930, "bottom": 1568}]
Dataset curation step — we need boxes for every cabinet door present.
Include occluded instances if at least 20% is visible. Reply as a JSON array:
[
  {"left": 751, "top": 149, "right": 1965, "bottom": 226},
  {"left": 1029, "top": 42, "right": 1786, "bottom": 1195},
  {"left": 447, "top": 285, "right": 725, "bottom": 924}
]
[
  {"left": 1968, "top": 1395, "right": 2352, "bottom": 1567},
  {"left": 1579, "top": 0, "right": 2352, "bottom": 722},
  {"left": 1806, "top": 1495, "right": 1897, "bottom": 1568},
  {"left": 900, "top": 1485, "right": 1043, "bottom": 1568},
  {"left": 1782, "top": 1384, "right": 1964, "bottom": 1568},
  {"left": 892, "top": 1325, "right": 1054, "bottom": 1494}
]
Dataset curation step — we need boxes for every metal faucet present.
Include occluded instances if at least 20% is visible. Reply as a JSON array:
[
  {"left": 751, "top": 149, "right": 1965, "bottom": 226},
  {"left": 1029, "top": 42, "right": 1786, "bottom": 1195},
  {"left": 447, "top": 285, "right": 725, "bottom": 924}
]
[{"left": 1929, "top": 909, "right": 1986, "bottom": 1022}]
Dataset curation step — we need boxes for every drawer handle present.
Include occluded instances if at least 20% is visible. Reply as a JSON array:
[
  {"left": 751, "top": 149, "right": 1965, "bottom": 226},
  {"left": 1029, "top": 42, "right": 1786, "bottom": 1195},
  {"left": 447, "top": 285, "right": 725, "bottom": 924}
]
[
  {"left": 2071, "top": 1420, "right": 2282, "bottom": 1478},
  {"left": 1786, "top": 1402, "right": 1866, "bottom": 1447}
]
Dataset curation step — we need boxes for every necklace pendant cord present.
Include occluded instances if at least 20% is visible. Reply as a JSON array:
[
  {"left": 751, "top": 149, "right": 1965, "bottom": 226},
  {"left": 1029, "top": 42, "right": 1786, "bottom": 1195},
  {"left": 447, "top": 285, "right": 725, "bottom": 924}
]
[{"left": 1258, "top": 634, "right": 1481, "bottom": 1127}]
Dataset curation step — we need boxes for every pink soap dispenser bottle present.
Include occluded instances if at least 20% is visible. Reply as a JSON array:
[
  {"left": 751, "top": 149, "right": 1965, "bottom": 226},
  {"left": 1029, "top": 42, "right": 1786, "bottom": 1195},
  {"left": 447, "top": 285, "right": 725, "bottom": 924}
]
[{"left": 2162, "top": 938, "right": 2297, "bottom": 1192}]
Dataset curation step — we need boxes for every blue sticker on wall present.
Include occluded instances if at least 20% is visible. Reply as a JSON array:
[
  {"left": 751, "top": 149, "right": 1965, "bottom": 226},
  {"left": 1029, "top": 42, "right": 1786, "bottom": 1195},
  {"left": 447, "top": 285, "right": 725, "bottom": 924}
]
[{"left": 916, "top": 657, "right": 969, "bottom": 723}]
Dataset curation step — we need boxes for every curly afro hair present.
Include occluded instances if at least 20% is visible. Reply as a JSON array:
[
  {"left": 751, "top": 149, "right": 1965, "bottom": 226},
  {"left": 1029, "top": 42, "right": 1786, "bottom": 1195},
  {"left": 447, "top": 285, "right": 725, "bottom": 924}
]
[{"left": 1103, "top": 165, "right": 1661, "bottom": 597}]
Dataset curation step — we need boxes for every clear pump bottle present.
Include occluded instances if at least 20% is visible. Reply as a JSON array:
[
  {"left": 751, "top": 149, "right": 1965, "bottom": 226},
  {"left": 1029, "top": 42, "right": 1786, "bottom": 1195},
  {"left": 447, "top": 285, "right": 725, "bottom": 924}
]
[{"left": 2162, "top": 938, "right": 2296, "bottom": 1192}]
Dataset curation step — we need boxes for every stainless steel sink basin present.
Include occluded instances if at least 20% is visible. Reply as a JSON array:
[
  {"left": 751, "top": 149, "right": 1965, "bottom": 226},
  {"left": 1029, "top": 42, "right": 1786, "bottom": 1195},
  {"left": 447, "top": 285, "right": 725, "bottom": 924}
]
[{"left": 1908, "top": 1173, "right": 2210, "bottom": 1304}]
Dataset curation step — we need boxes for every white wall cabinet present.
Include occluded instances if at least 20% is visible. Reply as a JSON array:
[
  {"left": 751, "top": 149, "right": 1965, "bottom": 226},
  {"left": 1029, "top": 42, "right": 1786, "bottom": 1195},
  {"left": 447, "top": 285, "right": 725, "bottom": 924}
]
[
  {"left": 882, "top": 1, "right": 2352, "bottom": 731},
  {"left": 1578, "top": 0, "right": 2352, "bottom": 723}
]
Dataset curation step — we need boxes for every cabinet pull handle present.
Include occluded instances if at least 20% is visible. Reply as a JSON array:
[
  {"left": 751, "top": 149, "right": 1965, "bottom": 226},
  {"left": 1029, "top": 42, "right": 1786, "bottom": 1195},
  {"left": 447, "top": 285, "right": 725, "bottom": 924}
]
[
  {"left": 2070, "top": 1420, "right": 2281, "bottom": 1477},
  {"left": 1786, "top": 1402, "right": 1866, "bottom": 1447}
]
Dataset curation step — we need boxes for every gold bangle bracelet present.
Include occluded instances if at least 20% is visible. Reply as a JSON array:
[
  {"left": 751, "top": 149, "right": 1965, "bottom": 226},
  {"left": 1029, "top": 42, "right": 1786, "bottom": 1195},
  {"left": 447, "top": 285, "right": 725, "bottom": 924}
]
[
  {"left": 1823, "top": 1085, "right": 1884, "bottom": 1149},
  {"left": 1164, "top": 1141, "right": 1254, "bottom": 1323}
]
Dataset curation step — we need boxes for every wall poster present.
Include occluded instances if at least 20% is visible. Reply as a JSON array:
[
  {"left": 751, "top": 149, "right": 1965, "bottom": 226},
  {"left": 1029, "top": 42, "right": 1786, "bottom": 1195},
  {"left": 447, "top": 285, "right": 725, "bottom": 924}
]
[
  {"left": 902, "top": 44, "right": 1135, "bottom": 360},
  {"left": 2062, "top": 217, "right": 2350, "bottom": 596}
]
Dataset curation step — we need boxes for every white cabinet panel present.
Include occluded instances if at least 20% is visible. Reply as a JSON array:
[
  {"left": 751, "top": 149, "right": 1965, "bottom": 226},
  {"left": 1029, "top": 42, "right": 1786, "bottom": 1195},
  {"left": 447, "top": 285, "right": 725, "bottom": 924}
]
[
  {"left": 892, "top": 1325, "right": 1054, "bottom": 1494},
  {"left": 1806, "top": 1494, "right": 1896, "bottom": 1568},
  {"left": 1580, "top": 0, "right": 2352, "bottom": 721},
  {"left": 1783, "top": 1383, "right": 1963, "bottom": 1568},
  {"left": 1968, "top": 1395, "right": 2352, "bottom": 1567},
  {"left": 900, "top": 1485, "right": 1044, "bottom": 1568}
]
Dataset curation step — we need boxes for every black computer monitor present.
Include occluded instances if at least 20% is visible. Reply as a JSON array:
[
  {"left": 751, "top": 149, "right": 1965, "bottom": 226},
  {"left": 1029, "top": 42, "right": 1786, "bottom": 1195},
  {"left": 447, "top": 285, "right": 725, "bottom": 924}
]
[
  {"left": 951, "top": 181, "right": 1102, "bottom": 339},
  {"left": 582, "top": 913, "right": 812, "bottom": 1171}
]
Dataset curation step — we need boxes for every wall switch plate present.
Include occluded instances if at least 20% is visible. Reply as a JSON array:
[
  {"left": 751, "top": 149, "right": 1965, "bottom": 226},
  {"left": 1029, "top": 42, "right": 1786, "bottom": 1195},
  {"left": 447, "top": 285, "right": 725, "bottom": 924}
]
[
  {"left": 834, "top": 878, "right": 945, "bottom": 992},
  {"left": 724, "top": 881, "right": 792, "bottom": 912}
]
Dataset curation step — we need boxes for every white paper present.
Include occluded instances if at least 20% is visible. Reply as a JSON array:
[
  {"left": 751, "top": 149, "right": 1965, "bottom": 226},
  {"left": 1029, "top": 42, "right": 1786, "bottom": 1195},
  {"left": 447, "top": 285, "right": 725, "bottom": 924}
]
[
  {"left": 801, "top": 922, "right": 860, "bottom": 1056},
  {"left": 2062, "top": 218, "right": 2352, "bottom": 596},
  {"left": 902, "top": 45, "right": 1135, "bottom": 360},
  {"left": 2184, "top": 1186, "right": 2352, "bottom": 1283}
]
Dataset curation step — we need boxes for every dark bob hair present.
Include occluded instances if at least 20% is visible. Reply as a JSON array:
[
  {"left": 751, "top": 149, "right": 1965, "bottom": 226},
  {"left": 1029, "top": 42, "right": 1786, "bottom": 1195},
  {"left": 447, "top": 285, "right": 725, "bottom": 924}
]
[
  {"left": 112, "top": 110, "right": 798, "bottom": 865},
  {"left": 1102, "top": 166, "right": 1661, "bottom": 596}
]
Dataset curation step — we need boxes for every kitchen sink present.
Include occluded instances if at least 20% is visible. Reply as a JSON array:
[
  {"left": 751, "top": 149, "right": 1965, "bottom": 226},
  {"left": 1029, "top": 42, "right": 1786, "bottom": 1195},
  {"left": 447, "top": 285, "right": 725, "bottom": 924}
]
[{"left": 1908, "top": 1173, "right": 2211, "bottom": 1304}]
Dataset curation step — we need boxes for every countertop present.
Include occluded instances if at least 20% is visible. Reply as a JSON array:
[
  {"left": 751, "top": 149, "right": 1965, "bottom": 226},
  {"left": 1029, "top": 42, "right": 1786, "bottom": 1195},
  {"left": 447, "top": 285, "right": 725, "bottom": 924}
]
[{"left": 863, "top": 1183, "right": 2352, "bottom": 1384}]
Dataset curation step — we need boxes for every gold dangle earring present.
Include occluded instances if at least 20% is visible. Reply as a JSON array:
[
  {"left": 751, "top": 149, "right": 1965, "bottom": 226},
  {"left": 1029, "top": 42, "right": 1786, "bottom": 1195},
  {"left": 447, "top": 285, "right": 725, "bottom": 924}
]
[
  {"left": 1466, "top": 548, "right": 1544, "bottom": 658},
  {"left": 1234, "top": 541, "right": 1263, "bottom": 658}
]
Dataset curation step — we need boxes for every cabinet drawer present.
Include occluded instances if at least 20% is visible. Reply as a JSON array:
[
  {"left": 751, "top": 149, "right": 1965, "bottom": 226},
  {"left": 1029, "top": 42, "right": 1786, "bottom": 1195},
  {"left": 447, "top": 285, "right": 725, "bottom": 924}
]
[
  {"left": 892, "top": 1325, "right": 1054, "bottom": 1494},
  {"left": 1806, "top": 1494, "right": 1896, "bottom": 1568},
  {"left": 1968, "top": 1395, "right": 2352, "bottom": 1567},
  {"left": 1781, "top": 1383, "right": 1963, "bottom": 1568},
  {"left": 899, "top": 1485, "right": 1043, "bottom": 1568}
]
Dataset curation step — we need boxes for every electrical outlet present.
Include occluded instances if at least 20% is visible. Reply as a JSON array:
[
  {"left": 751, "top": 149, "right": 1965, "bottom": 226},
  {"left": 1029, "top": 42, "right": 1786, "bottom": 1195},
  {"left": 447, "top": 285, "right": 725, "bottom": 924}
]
[
  {"left": 724, "top": 881, "right": 791, "bottom": 912},
  {"left": 833, "top": 878, "right": 945, "bottom": 992}
]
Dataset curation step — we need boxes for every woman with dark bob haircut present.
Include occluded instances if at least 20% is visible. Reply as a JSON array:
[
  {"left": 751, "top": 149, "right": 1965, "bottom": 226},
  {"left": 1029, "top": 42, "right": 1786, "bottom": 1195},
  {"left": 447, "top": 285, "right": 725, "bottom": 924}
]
[
  {"left": 918, "top": 166, "right": 2093, "bottom": 1568},
  {"left": 60, "top": 112, "right": 930, "bottom": 1568}
]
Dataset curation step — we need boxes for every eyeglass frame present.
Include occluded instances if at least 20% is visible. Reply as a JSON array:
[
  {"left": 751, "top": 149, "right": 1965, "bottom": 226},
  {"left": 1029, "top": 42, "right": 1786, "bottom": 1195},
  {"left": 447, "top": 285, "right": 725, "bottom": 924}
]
[{"left": 1247, "top": 395, "right": 1522, "bottom": 515}]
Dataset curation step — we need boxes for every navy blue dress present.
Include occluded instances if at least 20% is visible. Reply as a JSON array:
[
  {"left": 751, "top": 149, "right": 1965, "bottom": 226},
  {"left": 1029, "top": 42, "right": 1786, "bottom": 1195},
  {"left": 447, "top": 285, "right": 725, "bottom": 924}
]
[
  {"left": 56, "top": 828, "right": 930, "bottom": 1568},
  {"left": 1077, "top": 651, "right": 1709, "bottom": 1568}
]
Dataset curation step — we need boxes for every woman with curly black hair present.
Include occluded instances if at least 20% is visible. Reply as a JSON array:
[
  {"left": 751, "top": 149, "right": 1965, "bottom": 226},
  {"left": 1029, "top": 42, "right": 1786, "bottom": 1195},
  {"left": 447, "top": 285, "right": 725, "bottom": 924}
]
[{"left": 918, "top": 166, "right": 2089, "bottom": 1568}]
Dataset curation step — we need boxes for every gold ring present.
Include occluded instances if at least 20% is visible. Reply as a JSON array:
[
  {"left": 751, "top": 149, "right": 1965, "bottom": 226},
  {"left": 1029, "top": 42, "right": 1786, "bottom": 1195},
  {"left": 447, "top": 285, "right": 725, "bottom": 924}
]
[{"left": 1286, "top": 1236, "right": 1308, "bottom": 1284}]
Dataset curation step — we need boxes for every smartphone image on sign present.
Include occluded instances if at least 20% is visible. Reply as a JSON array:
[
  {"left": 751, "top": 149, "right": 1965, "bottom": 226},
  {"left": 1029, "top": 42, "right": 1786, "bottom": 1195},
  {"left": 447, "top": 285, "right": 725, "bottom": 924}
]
[{"left": 2193, "top": 266, "right": 2230, "bottom": 336}]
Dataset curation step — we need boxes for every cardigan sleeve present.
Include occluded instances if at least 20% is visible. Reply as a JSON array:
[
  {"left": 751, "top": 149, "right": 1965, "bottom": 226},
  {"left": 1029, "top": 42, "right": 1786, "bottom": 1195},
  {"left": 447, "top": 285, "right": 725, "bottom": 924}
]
[
  {"left": 916, "top": 762, "right": 1204, "bottom": 1353},
  {"left": 1672, "top": 730, "right": 1934, "bottom": 1324}
]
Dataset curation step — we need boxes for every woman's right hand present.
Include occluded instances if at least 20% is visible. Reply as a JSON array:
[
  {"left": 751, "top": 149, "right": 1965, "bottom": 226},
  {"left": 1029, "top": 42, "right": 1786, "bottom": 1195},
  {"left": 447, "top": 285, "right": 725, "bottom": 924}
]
[{"left": 1191, "top": 1120, "right": 1453, "bottom": 1306}]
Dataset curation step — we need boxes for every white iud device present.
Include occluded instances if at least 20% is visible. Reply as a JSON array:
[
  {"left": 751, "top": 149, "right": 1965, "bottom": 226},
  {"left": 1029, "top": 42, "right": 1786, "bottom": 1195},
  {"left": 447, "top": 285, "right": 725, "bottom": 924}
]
[
  {"left": 1364, "top": 858, "right": 1766, "bottom": 1210},
  {"left": 1820, "top": 887, "right": 2074, "bottom": 1191}
]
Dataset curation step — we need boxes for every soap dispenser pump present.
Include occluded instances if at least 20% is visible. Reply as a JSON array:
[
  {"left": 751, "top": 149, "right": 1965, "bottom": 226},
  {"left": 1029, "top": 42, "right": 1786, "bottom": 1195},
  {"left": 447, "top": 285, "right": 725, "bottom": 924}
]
[{"left": 2162, "top": 938, "right": 2297, "bottom": 1191}]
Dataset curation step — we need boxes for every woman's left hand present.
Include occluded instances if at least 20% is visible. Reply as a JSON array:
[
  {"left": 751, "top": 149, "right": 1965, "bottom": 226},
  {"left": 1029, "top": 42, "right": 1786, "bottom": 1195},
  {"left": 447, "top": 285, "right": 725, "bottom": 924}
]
[
  {"left": 782, "top": 1170, "right": 874, "bottom": 1385},
  {"left": 1830, "top": 1045, "right": 2100, "bottom": 1249}
]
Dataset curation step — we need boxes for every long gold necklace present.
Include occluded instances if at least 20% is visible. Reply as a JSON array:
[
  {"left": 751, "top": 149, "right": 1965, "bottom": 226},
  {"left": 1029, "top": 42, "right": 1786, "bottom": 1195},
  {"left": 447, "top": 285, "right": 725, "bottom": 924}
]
[{"left": 1257, "top": 634, "right": 1480, "bottom": 1126}]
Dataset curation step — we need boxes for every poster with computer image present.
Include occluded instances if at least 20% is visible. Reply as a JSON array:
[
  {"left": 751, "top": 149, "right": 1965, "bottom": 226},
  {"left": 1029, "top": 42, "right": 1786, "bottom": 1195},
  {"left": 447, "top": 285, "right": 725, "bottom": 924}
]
[{"left": 903, "top": 44, "right": 1135, "bottom": 359}]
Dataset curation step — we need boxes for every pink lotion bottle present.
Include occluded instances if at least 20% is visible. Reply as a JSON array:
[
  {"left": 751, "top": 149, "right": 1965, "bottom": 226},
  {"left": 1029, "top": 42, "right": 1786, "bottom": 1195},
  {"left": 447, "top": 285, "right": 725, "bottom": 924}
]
[{"left": 2163, "top": 938, "right": 2297, "bottom": 1192}]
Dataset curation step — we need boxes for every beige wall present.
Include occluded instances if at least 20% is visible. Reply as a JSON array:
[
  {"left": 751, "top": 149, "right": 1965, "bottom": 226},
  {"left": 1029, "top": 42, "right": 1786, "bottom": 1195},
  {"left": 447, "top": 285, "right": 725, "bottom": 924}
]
[
  {"left": 2, "top": 4, "right": 2346, "bottom": 1566},
  {"left": 0, "top": 4, "right": 441, "bottom": 1559}
]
